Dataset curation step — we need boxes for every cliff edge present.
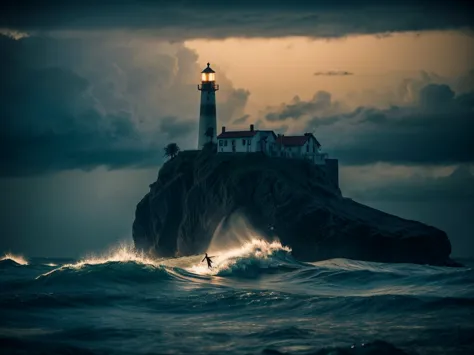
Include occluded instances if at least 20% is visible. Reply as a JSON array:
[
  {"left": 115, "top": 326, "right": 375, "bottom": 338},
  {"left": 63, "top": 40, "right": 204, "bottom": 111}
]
[{"left": 133, "top": 149, "right": 457, "bottom": 266}]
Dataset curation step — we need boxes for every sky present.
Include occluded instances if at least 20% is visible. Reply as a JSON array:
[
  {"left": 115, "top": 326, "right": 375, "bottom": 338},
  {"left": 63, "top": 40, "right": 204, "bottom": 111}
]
[{"left": 0, "top": 1, "right": 473, "bottom": 258}]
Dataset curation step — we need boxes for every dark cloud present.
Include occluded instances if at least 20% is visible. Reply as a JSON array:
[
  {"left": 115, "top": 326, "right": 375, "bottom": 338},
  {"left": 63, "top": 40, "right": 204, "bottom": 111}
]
[
  {"left": 314, "top": 71, "right": 354, "bottom": 76},
  {"left": 0, "top": 34, "right": 248, "bottom": 176},
  {"left": 1, "top": 1, "right": 472, "bottom": 39},
  {"left": 323, "top": 88, "right": 473, "bottom": 165},
  {"left": 264, "top": 82, "right": 474, "bottom": 165},
  {"left": 266, "top": 91, "right": 342, "bottom": 122},
  {"left": 455, "top": 69, "right": 474, "bottom": 93},
  {"left": 218, "top": 88, "right": 251, "bottom": 123},
  {"left": 346, "top": 165, "right": 474, "bottom": 201},
  {"left": 418, "top": 83, "right": 455, "bottom": 109},
  {"left": 0, "top": 36, "right": 168, "bottom": 175},
  {"left": 233, "top": 114, "right": 250, "bottom": 125},
  {"left": 159, "top": 117, "right": 196, "bottom": 140}
]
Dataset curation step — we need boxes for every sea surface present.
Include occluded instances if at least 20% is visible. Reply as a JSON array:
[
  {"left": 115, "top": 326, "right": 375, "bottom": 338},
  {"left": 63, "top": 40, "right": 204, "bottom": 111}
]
[{"left": 1, "top": 240, "right": 473, "bottom": 355}]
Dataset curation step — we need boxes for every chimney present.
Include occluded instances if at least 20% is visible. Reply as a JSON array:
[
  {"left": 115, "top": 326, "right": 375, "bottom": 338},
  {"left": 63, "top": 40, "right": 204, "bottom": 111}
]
[
  {"left": 250, "top": 124, "right": 254, "bottom": 131},
  {"left": 222, "top": 126, "right": 226, "bottom": 133}
]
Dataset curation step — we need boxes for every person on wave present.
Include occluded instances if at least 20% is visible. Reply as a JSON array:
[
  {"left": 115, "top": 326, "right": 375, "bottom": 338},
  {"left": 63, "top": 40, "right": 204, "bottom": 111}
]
[{"left": 201, "top": 253, "right": 215, "bottom": 269}]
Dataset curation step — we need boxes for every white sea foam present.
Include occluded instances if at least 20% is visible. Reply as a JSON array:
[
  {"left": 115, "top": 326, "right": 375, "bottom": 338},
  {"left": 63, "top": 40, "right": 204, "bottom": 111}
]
[
  {"left": 188, "top": 238, "right": 291, "bottom": 275},
  {"left": 37, "top": 243, "right": 161, "bottom": 279}
]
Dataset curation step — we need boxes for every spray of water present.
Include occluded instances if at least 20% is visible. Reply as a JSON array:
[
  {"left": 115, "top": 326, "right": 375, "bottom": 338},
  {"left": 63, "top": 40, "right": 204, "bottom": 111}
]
[
  {"left": 1, "top": 253, "right": 28, "bottom": 265},
  {"left": 187, "top": 212, "right": 290, "bottom": 275},
  {"left": 188, "top": 238, "right": 291, "bottom": 275},
  {"left": 207, "top": 212, "right": 271, "bottom": 253},
  {"left": 75, "top": 242, "right": 160, "bottom": 266}
]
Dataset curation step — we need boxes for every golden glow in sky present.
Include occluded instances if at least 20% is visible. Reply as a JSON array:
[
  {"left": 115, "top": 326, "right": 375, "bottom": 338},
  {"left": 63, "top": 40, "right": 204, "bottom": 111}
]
[{"left": 186, "top": 31, "right": 474, "bottom": 113}]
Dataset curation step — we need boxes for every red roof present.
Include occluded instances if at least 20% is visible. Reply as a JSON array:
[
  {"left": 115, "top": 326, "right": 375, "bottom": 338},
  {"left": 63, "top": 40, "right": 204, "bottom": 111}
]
[
  {"left": 276, "top": 134, "right": 321, "bottom": 147},
  {"left": 217, "top": 131, "right": 257, "bottom": 139},
  {"left": 276, "top": 136, "right": 308, "bottom": 146}
]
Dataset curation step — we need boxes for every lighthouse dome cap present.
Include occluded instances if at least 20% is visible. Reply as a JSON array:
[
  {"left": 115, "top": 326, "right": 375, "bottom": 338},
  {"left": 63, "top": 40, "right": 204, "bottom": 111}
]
[{"left": 201, "top": 62, "right": 215, "bottom": 73}]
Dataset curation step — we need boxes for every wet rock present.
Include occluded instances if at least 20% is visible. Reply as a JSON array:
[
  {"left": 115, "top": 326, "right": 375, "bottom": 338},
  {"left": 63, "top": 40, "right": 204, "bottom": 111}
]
[{"left": 133, "top": 149, "right": 456, "bottom": 266}]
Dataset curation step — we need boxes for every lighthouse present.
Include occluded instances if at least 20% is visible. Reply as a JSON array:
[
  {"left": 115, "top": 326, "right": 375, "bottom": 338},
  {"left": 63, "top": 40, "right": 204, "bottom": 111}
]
[{"left": 198, "top": 63, "right": 219, "bottom": 149}]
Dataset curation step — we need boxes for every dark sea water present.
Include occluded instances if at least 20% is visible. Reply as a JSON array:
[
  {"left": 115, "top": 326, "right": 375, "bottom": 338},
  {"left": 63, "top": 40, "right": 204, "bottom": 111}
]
[{"left": 1, "top": 240, "right": 473, "bottom": 355}]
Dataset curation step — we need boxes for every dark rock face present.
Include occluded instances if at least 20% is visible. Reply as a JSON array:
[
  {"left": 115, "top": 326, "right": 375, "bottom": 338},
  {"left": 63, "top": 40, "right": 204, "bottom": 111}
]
[{"left": 133, "top": 149, "right": 455, "bottom": 266}]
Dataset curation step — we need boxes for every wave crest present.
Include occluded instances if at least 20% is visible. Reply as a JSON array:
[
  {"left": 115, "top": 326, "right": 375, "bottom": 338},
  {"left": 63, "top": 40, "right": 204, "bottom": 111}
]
[
  {"left": 0, "top": 253, "right": 28, "bottom": 266},
  {"left": 36, "top": 243, "right": 161, "bottom": 279},
  {"left": 187, "top": 239, "right": 298, "bottom": 277}
]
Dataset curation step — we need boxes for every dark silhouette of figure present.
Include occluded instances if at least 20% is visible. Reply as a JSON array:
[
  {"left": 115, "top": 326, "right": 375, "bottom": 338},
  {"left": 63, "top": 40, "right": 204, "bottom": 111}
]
[{"left": 201, "top": 253, "right": 214, "bottom": 269}]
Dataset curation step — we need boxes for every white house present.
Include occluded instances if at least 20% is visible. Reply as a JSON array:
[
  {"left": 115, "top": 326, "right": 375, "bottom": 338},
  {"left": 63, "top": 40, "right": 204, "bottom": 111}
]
[
  {"left": 215, "top": 124, "right": 338, "bottom": 187},
  {"left": 217, "top": 124, "right": 277, "bottom": 154},
  {"left": 217, "top": 125, "right": 327, "bottom": 164}
]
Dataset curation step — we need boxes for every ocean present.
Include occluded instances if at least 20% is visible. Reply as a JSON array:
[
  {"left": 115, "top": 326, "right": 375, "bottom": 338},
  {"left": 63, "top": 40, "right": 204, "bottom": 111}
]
[{"left": 1, "top": 239, "right": 473, "bottom": 355}]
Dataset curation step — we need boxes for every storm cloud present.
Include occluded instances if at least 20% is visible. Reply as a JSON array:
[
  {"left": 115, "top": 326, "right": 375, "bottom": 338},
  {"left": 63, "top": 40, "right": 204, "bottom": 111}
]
[
  {"left": 264, "top": 82, "right": 474, "bottom": 165},
  {"left": 265, "top": 91, "right": 343, "bottom": 122},
  {"left": 1, "top": 1, "right": 472, "bottom": 39},
  {"left": 0, "top": 34, "right": 249, "bottom": 176},
  {"left": 159, "top": 117, "right": 196, "bottom": 140}
]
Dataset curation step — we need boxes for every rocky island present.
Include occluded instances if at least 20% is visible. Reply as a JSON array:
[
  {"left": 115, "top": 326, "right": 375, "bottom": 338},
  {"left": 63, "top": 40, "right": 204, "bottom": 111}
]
[{"left": 132, "top": 148, "right": 459, "bottom": 267}]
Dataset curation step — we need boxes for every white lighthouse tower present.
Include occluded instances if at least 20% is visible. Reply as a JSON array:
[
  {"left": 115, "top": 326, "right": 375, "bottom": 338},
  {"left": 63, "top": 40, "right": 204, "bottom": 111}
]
[{"left": 198, "top": 63, "right": 219, "bottom": 149}]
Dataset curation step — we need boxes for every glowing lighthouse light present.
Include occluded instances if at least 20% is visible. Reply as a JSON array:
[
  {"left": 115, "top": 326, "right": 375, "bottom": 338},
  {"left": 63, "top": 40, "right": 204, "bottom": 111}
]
[
  {"left": 197, "top": 63, "right": 219, "bottom": 149},
  {"left": 201, "top": 72, "right": 216, "bottom": 82}
]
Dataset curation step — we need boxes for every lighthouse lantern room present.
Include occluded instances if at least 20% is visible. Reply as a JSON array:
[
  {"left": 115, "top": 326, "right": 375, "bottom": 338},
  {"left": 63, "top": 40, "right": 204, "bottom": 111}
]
[{"left": 198, "top": 63, "right": 219, "bottom": 149}]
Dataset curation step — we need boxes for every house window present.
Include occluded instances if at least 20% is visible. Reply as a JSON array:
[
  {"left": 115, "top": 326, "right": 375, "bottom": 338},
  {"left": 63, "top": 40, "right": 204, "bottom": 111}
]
[
  {"left": 306, "top": 145, "right": 309, "bottom": 153},
  {"left": 224, "top": 140, "right": 228, "bottom": 146},
  {"left": 219, "top": 140, "right": 223, "bottom": 146},
  {"left": 242, "top": 139, "right": 246, "bottom": 146}
]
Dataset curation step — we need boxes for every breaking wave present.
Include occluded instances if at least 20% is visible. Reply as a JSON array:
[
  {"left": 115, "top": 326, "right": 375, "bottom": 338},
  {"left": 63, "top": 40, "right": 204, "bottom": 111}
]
[
  {"left": 33, "top": 239, "right": 300, "bottom": 285},
  {"left": 36, "top": 243, "right": 160, "bottom": 278},
  {"left": 0, "top": 252, "right": 28, "bottom": 266},
  {"left": 34, "top": 243, "right": 174, "bottom": 285},
  {"left": 187, "top": 239, "right": 302, "bottom": 277}
]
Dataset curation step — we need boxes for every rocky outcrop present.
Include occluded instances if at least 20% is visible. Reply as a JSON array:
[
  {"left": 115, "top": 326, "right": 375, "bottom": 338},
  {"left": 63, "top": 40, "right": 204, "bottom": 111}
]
[{"left": 133, "top": 149, "right": 457, "bottom": 266}]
